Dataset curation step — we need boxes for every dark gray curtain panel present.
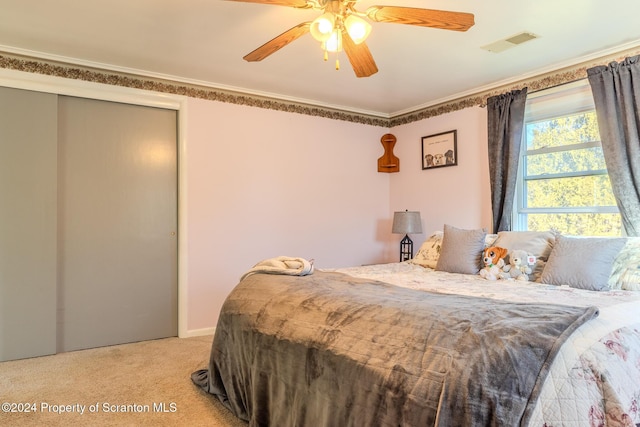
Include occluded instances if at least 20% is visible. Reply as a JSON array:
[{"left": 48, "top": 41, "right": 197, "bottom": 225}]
[
  {"left": 587, "top": 55, "right": 640, "bottom": 237},
  {"left": 487, "top": 88, "right": 528, "bottom": 233}
]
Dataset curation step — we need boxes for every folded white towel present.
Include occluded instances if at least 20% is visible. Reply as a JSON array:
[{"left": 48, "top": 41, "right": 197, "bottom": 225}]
[{"left": 240, "top": 256, "right": 314, "bottom": 281}]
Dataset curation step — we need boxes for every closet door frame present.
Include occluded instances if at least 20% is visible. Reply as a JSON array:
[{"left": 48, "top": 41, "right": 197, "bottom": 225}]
[
  {"left": 0, "top": 69, "right": 189, "bottom": 338},
  {"left": 0, "top": 87, "right": 58, "bottom": 361}
]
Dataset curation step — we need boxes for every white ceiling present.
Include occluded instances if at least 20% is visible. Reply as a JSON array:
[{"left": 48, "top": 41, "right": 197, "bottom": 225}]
[{"left": 1, "top": 0, "right": 639, "bottom": 117}]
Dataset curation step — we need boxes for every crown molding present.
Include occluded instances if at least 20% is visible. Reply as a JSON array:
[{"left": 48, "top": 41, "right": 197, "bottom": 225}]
[
  {"left": 389, "top": 41, "right": 640, "bottom": 127},
  {"left": 1, "top": 42, "right": 640, "bottom": 128},
  {"left": 0, "top": 50, "right": 390, "bottom": 127}
]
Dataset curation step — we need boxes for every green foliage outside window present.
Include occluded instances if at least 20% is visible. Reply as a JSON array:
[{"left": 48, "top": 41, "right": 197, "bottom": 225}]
[{"left": 522, "top": 111, "right": 621, "bottom": 236}]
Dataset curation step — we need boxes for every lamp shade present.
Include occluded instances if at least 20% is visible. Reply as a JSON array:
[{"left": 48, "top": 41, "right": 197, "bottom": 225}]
[
  {"left": 344, "top": 15, "right": 371, "bottom": 44},
  {"left": 392, "top": 211, "right": 423, "bottom": 234},
  {"left": 310, "top": 13, "right": 335, "bottom": 42},
  {"left": 324, "top": 29, "right": 342, "bottom": 52}
]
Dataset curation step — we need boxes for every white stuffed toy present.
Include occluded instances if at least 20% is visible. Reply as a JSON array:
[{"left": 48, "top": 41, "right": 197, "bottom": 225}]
[{"left": 501, "top": 249, "right": 533, "bottom": 281}]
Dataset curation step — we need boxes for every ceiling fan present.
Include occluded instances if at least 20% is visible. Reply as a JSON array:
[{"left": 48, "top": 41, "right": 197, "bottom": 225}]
[{"left": 228, "top": 0, "right": 474, "bottom": 77}]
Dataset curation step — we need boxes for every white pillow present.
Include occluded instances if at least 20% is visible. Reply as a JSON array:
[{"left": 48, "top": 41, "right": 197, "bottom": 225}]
[{"left": 492, "top": 230, "right": 555, "bottom": 282}]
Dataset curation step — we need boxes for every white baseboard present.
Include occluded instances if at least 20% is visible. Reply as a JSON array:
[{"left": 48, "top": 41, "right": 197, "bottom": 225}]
[{"left": 180, "top": 327, "right": 216, "bottom": 338}]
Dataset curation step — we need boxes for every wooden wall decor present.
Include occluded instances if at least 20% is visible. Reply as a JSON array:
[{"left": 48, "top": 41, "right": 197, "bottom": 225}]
[{"left": 377, "top": 133, "right": 400, "bottom": 173}]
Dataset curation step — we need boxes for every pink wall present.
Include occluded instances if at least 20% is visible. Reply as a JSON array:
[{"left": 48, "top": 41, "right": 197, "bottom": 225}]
[
  {"left": 185, "top": 99, "right": 394, "bottom": 331},
  {"left": 185, "top": 100, "right": 493, "bottom": 332},
  {"left": 0, "top": 70, "right": 576, "bottom": 334},
  {"left": 389, "top": 106, "right": 493, "bottom": 250}
]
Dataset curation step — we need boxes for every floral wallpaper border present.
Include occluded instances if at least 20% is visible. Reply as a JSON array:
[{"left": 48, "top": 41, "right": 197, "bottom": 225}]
[
  {"left": 0, "top": 52, "right": 390, "bottom": 127},
  {"left": 389, "top": 46, "right": 640, "bottom": 127},
  {"left": 1, "top": 46, "right": 639, "bottom": 128}
]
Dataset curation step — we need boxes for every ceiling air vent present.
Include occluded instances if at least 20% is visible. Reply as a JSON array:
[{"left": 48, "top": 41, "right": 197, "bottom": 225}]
[{"left": 481, "top": 32, "right": 539, "bottom": 53}]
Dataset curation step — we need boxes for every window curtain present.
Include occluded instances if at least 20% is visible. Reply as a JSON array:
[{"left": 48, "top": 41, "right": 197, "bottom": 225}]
[
  {"left": 487, "top": 88, "right": 528, "bottom": 233},
  {"left": 587, "top": 55, "right": 640, "bottom": 236}
]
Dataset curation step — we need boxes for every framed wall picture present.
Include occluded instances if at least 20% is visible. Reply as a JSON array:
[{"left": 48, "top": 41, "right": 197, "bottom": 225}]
[{"left": 421, "top": 130, "right": 457, "bottom": 170}]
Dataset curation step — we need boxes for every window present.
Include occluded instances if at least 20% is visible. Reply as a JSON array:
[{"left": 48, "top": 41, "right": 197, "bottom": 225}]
[{"left": 514, "top": 81, "right": 621, "bottom": 236}]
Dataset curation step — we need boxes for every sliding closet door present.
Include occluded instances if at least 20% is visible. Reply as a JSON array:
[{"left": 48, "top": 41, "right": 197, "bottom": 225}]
[
  {"left": 0, "top": 88, "right": 58, "bottom": 361},
  {"left": 57, "top": 96, "right": 178, "bottom": 352}
]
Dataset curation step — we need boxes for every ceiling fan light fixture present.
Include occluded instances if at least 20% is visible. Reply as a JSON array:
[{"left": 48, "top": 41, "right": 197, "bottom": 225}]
[
  {"left": 344, "top": 15, "right": 371, "bottom": 44},
  {"left": 234, "top": 0, "right": 474, "bottom": 78},
  {"left": 310, "top": 13, "right": 335, "bottom": 42},
  {"left": 325, "top": 29, "right": 342, "bottom": 52}
]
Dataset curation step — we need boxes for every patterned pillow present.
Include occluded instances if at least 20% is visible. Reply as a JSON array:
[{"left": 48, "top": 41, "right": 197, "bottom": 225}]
[
  {"left": 411, "top": 231, "right": 443, "bottom": 269},
  {"left": 608, "top": 237, "right": 640, "bottom": 290},
  {"left": 485, "top": 233, "right": 499, "bottom": 247},
  {"left": 619, "top": 268, "right": 640, "bottom": 291}
]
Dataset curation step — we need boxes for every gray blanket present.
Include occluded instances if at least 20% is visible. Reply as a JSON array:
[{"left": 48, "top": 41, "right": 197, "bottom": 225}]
[{"left": 192, "top": 271, "right": 598, "bottom": 427}]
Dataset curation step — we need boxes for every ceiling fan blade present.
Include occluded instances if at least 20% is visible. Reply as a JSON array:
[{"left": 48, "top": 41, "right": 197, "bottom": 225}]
[
  {"left": 226, "top": 0, "right": 310, "bottom": 8},
  {"left": 342, "top": 32, "right": 378, "bottom": 78},
  {"left": 243, "top": 22, "right": 311, "bottom": 62},
  {"left": 366, "top": 6, "right": 474, "bottom": 31}
]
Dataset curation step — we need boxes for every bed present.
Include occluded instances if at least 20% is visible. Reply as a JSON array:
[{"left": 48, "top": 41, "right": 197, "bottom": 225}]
[{"left": 192, "top": 227, "right": 640, "bottom": 426}]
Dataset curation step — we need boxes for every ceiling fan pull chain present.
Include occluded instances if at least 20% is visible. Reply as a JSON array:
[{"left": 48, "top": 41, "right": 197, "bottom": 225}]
[{"left": 335, "top": 51, "right": 340, "bottom": 70}]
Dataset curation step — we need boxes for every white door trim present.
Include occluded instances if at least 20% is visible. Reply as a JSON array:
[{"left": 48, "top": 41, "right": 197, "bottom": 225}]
[{"left": 0, "top": 68, "right": 190, "bottom": 338}]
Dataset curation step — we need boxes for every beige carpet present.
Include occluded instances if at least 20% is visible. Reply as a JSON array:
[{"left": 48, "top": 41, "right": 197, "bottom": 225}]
[{"left": 0, "top": 336, "right": 247, "bottom": 427}]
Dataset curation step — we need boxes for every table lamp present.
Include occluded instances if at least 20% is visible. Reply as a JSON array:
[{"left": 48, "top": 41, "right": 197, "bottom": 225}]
[{"left": 392, "top": 210, "right": 423, "bottom": 261}]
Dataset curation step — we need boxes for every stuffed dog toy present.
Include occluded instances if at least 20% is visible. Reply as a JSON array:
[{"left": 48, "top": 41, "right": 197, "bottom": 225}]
[{"left": 479, "top": 246, "right": 509, "bottom": 280}]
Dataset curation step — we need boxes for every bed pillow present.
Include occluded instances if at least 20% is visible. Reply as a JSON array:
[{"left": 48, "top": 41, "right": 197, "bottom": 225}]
[
  {"left": 412, "top": 231, "right": 497, "bottom": 269},
  {"left": 608, "top": 237, "right": 640, "bottom": 290},
  {"left": 411, "top": 231, "right": 443, "bottom": 269},
  {"left": 491, "top": 230, "right": 555, "bottom": 282},
  {"left": 541, "top": 235, "right": 626, "bottom": 291},
  {"left": 618, "top": 268, "right": 640, "bottom": 291},
  {"left": 485, "top": 233, "right": 499, "bottom": 247},
  {"left": 435, "top": 224, "right": 487, "bottom": 274}
]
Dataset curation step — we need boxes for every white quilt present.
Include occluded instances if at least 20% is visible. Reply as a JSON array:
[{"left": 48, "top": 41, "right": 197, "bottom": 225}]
[{"left": 329, "top": 262, "right": 640, "bottom": 427}]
